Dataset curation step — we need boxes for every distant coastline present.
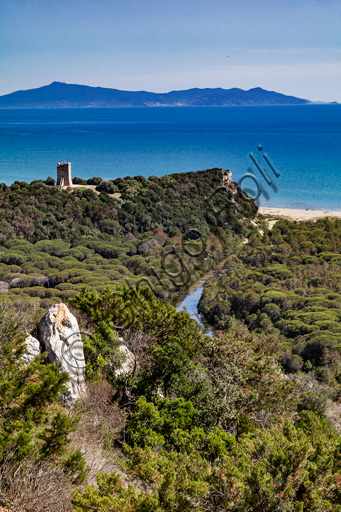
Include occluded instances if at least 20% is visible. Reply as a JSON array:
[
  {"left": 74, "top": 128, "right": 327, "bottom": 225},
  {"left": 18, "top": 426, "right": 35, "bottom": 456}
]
[{"left": 0, "top": 81, "right": 313, "bottom": 108}]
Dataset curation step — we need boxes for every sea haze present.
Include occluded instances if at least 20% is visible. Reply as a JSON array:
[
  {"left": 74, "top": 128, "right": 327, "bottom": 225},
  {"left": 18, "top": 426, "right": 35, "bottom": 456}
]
[{"left": 0, "top": 104, "right": 340, "bottom": 210}]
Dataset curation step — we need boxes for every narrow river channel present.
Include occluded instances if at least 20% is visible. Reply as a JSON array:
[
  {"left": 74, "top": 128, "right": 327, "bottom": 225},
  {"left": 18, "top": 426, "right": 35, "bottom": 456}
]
[{"left": 173, "top": 257, "right": 229, "bottom": 337}]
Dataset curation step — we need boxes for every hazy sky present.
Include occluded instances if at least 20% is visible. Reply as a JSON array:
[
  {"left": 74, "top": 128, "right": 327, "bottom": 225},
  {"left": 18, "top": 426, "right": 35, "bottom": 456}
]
[{"left": 1, "top": 0, "right": 340, "bottom": 101}]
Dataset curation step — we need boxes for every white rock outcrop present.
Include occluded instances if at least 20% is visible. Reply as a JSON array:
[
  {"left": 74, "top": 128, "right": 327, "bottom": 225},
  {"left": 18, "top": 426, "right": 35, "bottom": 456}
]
[
  {"left": 22, "top": 334, "right": 41, "bottom": 363},
  {"left": 37, "top": 303, "right": 86, "bottom": 404},
  {"left": 222, "top": 169, "right": 233, "bottom": 186},
  {"left": 115, "top": 340, "right": 135, "bottom": 376}
]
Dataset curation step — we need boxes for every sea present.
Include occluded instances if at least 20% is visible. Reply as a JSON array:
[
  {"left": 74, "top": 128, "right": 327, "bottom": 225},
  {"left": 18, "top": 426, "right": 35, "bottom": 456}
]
[{"left": 0, "top": 104, "right": 340, "bottom": 210}]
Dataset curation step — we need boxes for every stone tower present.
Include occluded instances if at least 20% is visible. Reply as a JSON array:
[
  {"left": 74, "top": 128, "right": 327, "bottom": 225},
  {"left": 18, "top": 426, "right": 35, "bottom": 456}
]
[{"left": 57, "top": 162, "right": 72, "bottom": 187}]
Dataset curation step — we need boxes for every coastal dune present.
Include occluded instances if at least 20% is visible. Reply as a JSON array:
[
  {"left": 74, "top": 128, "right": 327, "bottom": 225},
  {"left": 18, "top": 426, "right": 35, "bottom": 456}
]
[{"left": 259, "top": 206, "right": 341, "bottom": 221}]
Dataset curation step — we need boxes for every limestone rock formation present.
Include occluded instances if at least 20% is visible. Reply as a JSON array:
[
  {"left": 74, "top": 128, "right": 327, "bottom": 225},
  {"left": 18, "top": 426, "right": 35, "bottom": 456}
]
[
  {"left": 115, "top": 340, "right": 135, "bottom": 376},
  {"left": 37, "top": 303, "right": 86, "bottom": 404},
  {"left": 222, "top": 169, "right": 233, "bottom": 186},
  {"left": 22, "top": 334, "right": 41, "bottom": 363},
  {"left": 222, "top": 169, "right": 238, "bottom": 194}
]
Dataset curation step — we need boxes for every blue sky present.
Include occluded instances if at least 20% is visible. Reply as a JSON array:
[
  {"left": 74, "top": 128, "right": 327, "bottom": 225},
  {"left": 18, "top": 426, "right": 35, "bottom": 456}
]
[{"left": 1, "top": 0, "right": 340, "bottom": 101}]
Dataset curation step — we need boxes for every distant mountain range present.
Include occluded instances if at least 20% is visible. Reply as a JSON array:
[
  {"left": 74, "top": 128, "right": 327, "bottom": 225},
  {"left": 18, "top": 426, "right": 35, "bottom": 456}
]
[{"left": 0, "top": 82, "right": 313, "bottom": 108}]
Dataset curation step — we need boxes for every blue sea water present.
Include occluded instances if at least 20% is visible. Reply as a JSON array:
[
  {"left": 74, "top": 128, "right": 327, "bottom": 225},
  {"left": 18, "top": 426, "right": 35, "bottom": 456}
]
[{"left": 0, "top": 105, "right": 340, "bottom": 210}]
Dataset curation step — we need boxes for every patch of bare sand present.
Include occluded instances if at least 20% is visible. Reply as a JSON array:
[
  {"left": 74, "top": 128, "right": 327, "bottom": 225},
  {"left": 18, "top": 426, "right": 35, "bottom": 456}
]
[
  {"left": 259, "top": 207, "right": 341, "bottom": 222},
  {"left": 62, "top": 184, "right": 121, "bottom": 198}
]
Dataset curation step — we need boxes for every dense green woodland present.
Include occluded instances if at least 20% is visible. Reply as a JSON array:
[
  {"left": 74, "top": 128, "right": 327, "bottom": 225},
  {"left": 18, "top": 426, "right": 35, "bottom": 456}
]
[
  {"left": 0, "top": 173, "right": 340, "bottom": 511},
  {"left": 0, "top": 170, "right": 255, "bottom": 305},
  {"left": 199, "top": 218, "right": 341, "bottom": 405}
]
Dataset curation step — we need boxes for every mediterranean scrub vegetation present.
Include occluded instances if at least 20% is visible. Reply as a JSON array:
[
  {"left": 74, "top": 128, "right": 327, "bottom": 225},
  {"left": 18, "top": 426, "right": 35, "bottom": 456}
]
[
  {"left": 0, "top": 301, "right": 87, "bottom": 511},
  {"left": 1, "top": 288, "right": 340, "bottom": 511},
  {"left": 0, "top": 173, "right": 340, "bottom": 511},
  {"left": 199, "top": 218, "right": 341, "bottom": 425},
  {"left": 0, "top": 169, "right": 256, "bottom": 306}
]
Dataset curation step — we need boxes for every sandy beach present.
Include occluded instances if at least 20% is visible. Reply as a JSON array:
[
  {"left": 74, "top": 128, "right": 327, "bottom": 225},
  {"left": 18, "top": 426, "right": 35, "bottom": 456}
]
[{"left": 258, "top": 207, "right": 341, "bottom": 221}]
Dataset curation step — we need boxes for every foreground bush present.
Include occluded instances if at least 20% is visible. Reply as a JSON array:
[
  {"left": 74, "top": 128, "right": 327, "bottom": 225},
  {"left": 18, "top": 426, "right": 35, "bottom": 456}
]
[
  {"left": 0, "top": 301, "right": 87, "bottom": 511},
  {"left": 73, "top": 413, "right": 341, "bottom": 512}
]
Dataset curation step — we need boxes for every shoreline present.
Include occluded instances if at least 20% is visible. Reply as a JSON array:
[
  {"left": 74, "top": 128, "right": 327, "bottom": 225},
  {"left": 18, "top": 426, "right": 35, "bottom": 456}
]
[{"left": 258, "top": 206, "right": 341, "bottom": 221}]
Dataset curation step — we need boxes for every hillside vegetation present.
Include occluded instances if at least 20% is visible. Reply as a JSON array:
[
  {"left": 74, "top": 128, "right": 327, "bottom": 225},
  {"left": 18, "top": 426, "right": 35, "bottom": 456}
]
[
  {"left": 0, "top": 170, "right": 256, "bottom": 306},
  {"left": 199, "top": 218, "right": 341, "bottom": 420},
  {"left": 0, "top": 173, "right": 340, "bottom": 512},
  {"left": 1, "top": 286, "right": 340, "bottom": 511}
]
